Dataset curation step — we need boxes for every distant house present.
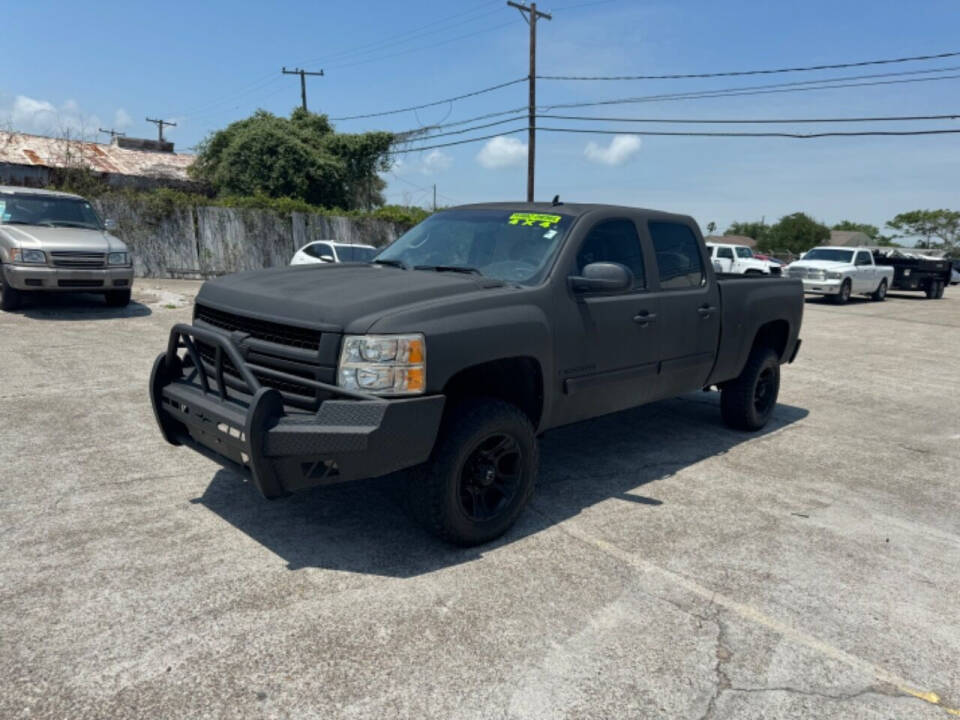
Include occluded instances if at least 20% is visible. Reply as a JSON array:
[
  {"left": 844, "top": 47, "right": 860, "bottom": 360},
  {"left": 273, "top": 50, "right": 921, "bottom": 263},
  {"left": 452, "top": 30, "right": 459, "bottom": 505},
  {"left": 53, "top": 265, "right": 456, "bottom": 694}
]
[
  {"left": 0, "top": 130, "right": 201, "bottom": 192},
  {"left": 704, "top": 234, "right": 757, "bottom": 249},
  {"left": 826, "top": 230, "right": 872, "bottom": 247}
]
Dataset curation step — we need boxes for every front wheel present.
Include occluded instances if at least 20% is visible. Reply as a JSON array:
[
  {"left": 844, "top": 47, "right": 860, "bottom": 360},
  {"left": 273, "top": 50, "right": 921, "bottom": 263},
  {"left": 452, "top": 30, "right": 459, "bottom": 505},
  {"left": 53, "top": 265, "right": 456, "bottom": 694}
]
[
  {"left": 105, "top": 289, "right": 132, "bottom": 307},
  {"left": 871, "top": 279, "right": 887, "bottom": 302},
  {"left": 935, "top": 280, "right": 945, "bottom": 299},
  {"left": 408, "top": 398, "right": 538, "bottom": 546},
  {"left": 0, "top": 273, "right": 24, "bottom": 311},
  {"left": 830, "top": 279, "right": 852, "bottom": 305},
  {"left": 721, "top": 346, "right": 781, "bottom": 431}
]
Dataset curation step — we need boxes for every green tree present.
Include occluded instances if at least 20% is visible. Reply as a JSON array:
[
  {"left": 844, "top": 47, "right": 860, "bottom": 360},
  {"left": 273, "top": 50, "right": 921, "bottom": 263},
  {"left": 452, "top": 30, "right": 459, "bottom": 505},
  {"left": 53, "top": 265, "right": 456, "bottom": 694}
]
[
  {"left": 766, "top": 213, "right": 830, "bottom": 254},
  {"left": 725, "top": 220, "right": 770, "bottom": 247},
  {"left": 886, "top": 209, "right": 960, "bottom": 250},
  {"left": 190, "top": 108, "right": 394, "bottom": 210}
]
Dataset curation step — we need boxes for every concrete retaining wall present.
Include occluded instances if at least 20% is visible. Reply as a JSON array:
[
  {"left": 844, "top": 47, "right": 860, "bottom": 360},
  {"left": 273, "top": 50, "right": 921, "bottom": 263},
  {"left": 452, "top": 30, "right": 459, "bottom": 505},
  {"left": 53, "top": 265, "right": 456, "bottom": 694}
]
[{"left": 90, "top": 196, "right": 403, "bottom": 278}]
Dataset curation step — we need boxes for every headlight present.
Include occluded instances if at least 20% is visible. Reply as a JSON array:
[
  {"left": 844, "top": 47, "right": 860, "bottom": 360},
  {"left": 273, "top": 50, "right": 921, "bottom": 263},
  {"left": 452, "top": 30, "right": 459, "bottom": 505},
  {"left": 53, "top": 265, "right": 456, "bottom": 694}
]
[
  {"left": 11, "top": 248, "right": 46, "bottom": 264},
  {"left": 825, "top": 271, "right": 843, "bottom": 280},
  {"left": 107, "top": 252, "right": 130, "bottom": 266},
  {"left": 338, "top": 333, "right": 425, "bottom": 395}
]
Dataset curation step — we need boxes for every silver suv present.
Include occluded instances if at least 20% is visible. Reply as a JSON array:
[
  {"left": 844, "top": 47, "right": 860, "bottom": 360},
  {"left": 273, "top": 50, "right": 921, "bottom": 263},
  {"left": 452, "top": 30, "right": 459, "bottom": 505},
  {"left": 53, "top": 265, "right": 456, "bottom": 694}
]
[{"left": 0, "top": 186, "right": 134, "bottom": 311}]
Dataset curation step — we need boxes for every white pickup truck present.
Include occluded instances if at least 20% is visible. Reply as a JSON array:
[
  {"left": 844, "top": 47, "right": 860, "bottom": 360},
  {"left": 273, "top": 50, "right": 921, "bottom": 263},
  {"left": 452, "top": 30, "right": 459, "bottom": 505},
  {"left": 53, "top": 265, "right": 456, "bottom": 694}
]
[
  {"left": 706, "top": 242, "right": 780, "bottom": 275},
  {"left": 785, "top": 246, "right": 894, "bottom": 304}
]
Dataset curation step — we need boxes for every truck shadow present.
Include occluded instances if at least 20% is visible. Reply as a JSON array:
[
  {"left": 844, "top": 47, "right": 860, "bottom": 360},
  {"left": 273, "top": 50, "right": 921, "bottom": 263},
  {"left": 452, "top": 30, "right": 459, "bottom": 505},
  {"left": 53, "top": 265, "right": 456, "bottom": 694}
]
[
  {"left": 20, "top": 292, "right": 151, "bottom": 319},
  {"left": 192, "top": 393, "right": 808, "bottom": 578}
]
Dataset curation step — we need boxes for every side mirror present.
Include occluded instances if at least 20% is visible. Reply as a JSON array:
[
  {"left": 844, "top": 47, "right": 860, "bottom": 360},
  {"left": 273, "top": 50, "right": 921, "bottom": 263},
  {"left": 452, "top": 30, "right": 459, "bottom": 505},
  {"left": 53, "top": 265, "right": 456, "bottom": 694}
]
[
  {"left": 103, "top": 218, "right": 117, "bottom": 231},
  {"left": 319, "top": 254, "right": 335, "bottom": 262},
  {"left": 569, "top": 262, "right": 634, "bottom": 293}
]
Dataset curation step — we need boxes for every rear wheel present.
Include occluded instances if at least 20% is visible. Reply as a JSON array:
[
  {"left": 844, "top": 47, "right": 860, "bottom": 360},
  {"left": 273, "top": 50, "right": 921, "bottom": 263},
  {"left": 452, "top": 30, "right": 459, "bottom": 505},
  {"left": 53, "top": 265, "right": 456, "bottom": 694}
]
[
  {"left": 871, "top": 279, "right": 887, "bottom": 302},
  {"left": 830, "top": 279, "right": 852, "bottom": 305},
  {"left": 408, "top": 398, "right": 538, "bottom": 546},
  {"left": 0, "top": 271, "right": 24, "bottom": 311},
  {"left": 721, "top": 346, "right": 781, "bottom": 431},
  {"left": 105, "top": 289, "right": 131, "bottom": 307}
]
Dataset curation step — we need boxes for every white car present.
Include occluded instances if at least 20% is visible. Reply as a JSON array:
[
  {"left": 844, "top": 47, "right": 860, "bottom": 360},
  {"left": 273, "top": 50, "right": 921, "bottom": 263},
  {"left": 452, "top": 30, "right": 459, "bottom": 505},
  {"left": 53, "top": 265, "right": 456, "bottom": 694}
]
[
  {"left": 706, "top": 243, "right": 779, "bottom": 275},
  {"left": 785, "top": 246, "right": 894, "bottom": 304},
  {"left": 291, "top": 240, "right": 378, "bottom": 266}
]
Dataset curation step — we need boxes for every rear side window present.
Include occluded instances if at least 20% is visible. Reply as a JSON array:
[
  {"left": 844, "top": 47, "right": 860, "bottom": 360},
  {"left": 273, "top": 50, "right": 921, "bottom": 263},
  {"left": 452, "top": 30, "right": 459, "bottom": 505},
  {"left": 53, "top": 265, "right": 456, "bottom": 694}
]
[
  {"left": 337, "top": 246, "right": 377, "bottom": 262},
  {"left": 856, "top": 251, "right": 872, "bottom": 266},
  {"left": 649, "top": 222, "right": 706, "bottom": 290},
  {"left": 717, "top": 247, "right": 734, "bottom": 260},
  {"left": 576, "top": 218, "right": 646, "bottom": 289}
]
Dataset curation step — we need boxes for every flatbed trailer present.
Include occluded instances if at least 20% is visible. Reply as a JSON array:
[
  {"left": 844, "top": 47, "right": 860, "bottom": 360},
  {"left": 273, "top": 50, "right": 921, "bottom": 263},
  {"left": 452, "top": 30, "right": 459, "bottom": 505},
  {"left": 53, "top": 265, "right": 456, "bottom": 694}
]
[{"left": 872, "top": 251, "right": 951, "bottom": 299}]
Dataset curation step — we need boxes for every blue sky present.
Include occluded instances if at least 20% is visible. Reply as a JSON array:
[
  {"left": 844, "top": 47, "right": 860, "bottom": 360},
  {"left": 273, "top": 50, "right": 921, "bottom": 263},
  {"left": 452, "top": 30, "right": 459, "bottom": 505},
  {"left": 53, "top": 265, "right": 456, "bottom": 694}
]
[{"left": 3, "top": 0, "right": 959, "bottom": 236}]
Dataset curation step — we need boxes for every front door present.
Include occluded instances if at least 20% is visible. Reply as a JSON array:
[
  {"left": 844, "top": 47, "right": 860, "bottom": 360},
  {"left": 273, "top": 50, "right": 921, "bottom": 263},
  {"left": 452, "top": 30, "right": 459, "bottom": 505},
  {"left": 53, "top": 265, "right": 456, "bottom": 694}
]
[
  {"left": 554, "top": 217, "right": 662, "bottom": 425},
  {"left": 645, "top": 220, "right": 721, "bottom": 400}
]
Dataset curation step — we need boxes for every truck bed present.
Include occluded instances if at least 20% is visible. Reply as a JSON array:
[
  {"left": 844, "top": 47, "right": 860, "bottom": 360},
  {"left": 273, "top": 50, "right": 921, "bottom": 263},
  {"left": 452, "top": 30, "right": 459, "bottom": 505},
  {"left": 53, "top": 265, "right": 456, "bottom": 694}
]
[{"left": 708, "top": 275, "right": 804, "bottom": 386}]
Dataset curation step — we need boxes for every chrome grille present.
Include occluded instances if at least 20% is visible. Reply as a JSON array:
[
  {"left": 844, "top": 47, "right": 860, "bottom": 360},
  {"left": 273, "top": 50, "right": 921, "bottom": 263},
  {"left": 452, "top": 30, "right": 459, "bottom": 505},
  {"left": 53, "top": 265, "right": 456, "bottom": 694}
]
[{"left": 50, "top": 251, "right": 106, "bottom": 268}]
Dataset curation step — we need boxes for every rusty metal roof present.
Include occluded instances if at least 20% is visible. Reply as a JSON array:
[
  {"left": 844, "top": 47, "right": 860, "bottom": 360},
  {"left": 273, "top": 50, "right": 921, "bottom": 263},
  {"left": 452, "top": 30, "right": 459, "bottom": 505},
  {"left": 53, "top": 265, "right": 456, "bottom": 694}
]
[{"left": 0, "top": 131, "right": 194, "bottom": 181}]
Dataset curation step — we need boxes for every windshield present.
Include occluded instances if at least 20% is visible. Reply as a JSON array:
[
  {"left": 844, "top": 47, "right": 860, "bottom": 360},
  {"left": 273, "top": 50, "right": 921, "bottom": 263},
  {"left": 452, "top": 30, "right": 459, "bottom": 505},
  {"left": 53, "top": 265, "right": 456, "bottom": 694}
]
[
  {"left": 802, "top": 248, "right": 854, "bottom": 262},
  {"left": 375, "top": 209, "right": 574, "bottom": 285},
  {"left": 337, "top": 245, "right": 377, "bottom": 262},
  {"left": 735, "top": 247, "right": 753, "bottom": 258},
  {"left": 0, "top": 193, "right": 103, "bottom": 230}
]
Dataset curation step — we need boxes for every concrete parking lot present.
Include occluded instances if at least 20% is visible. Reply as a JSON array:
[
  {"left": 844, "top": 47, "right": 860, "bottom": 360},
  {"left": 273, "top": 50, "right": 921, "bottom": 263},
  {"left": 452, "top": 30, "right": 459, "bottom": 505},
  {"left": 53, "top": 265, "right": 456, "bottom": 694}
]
[{"left": 1, "top": 281, "right": 958, "bottom": 719}]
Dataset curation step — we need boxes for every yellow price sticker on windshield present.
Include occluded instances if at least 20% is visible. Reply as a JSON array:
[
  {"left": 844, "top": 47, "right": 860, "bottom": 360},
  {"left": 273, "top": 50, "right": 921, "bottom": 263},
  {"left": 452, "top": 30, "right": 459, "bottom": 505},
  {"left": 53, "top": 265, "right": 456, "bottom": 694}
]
[{"left": 508, "top": 212, "right": 561, "bottom": 228}]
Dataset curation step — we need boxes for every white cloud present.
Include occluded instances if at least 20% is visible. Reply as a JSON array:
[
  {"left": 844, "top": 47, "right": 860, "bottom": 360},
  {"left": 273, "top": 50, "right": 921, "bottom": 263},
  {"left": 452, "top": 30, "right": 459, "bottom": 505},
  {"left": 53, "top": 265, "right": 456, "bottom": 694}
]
[
  {"left": 476, "top": 135, "right": 527, "bottom": 169},
  {"left": 1, "top": 95, "right": 100, "bottom": 138},
  {"left": 114, "top": 108, "right": 132, "bottom": 129},
  {"left": 420, "top": 148, "right": 452, "bottom": 174},
  {"left": 584, "top": 134, "right": 642, "bottom": 166}
]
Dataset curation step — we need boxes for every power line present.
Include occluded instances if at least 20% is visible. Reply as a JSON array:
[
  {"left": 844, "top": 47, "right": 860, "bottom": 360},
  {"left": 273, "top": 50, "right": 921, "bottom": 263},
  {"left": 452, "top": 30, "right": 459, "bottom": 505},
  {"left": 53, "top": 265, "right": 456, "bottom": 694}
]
[
  {"left": 389, "top": 128, "right": 528, "bottom": 154},
  {"left": 538, "top": 67, "right": 960, "bottom": 112},
  {"left": 539, "top": 126, "right": 960, "bottom": 139},
  {"left": 536, "top": 112, "right": 960, "bottom": 125},
  {"left": 398, "top": 115, "right": 529, "bottom": 142},
  {"left": 538, "top": 50, "right": 960, "bottom": 81},
  {"left": 332, "top": 77, "right": 527, "bottom": 121}
]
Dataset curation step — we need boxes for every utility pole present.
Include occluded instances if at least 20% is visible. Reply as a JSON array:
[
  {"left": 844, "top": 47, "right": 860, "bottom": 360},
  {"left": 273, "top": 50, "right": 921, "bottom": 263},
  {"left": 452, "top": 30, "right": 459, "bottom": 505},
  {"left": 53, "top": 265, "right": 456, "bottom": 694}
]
[
  {"left": 507, "top": 1, "right": 551, "bottom": 202},
  {"left": 282, "top": 67, "right": 325, "bottom": 111},
  {"left": 98, "top": 128, "right": 126, "bottom": 142},
  {"left": 433, "top": 184, "right": 437, "bottom": 211},
  {"left": 145, "top": 117, "right": 177, "bottom": 143}
]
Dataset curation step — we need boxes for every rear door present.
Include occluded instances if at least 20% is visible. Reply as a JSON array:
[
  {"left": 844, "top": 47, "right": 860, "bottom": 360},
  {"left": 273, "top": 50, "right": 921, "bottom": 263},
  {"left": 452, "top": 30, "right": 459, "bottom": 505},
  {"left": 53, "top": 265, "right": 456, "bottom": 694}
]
[
  {"left": 715, "top": 245, "right": 735, "bottom": 273},
  {"left": 645, "top": 220, "right": 721, "bottom": 399},
  {"left": 553, "top": 216, "right": 662, "bottom": 424}
]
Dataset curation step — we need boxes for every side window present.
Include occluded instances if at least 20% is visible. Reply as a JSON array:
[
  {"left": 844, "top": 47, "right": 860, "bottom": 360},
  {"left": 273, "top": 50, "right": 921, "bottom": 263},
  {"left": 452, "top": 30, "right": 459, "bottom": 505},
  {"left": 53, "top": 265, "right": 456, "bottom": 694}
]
[
  {"left": 856, "top": 251, "right": 871, "bottom": 266},
  {"left": 576, "top": 218, "right": 646, "bottom": 289},
  {"left": 735, "top": 247, "right": 753, "bottom": 258},
  {"left": 306, "top": 242, "right": 335, "bottom": 260},
  {"left": 649, "top": 221, "right": 706, "bottom": 290},
  {"left": 717, "top": 247, "right": 734, "bottom": 260}
]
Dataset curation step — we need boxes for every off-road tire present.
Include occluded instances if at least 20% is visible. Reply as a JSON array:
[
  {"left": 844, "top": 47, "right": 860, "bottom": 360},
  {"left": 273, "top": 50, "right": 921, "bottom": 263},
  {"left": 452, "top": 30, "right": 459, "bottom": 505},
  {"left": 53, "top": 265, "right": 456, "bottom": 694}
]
[
  {"left": 105, "top": 289, "right": 132, "bottom": 307},
  {"left": 721, "top": 346, "right": 780, "bottom": 431},
  {"left": 830, "top": 279, "right": 852, "bottom": 305},
  {"left": 934, "top": 280, "right": 945, "bottom": 299},
  {"left": 408, "top": 397, "right": 538, "bottom": 546},
  {"left": 925, "top": 281, "right": 938, "bottom": 299},
  {"left": 0, "top": 271, "right": 23, "bottom": 311},
  {"left": 871, "top": 279, "right": 887, "bottom": 302}
]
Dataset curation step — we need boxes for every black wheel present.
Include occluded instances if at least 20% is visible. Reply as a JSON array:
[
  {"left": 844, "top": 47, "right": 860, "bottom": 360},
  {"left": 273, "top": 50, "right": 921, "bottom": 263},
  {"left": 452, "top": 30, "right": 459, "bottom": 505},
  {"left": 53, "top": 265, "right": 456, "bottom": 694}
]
[
  {"left": 0, "top": 271, "right": 24, "bottom": 311},
  {"left": 925, "top": 281, "right": 938, "bottom": 299},
  {"left": 105, "top": 289, "right": 131, "bottom": 307},
  {"left": 721, "top": 346, "right": 781, "bottom": 431},
  {"left": 408, "top": 398, "right": 538, "bottom": 546},
  {"left": 830, "top": 279, "right": 852, "bottom": 305},
  {"left": 935, "top": 280, "right": 945, "bottom": 299},
  {"left": 745, "top": 269, "right": 763, "bottom": 276},
  {"left": 871, "top": 279, "right": 887, "bottom": 302}
]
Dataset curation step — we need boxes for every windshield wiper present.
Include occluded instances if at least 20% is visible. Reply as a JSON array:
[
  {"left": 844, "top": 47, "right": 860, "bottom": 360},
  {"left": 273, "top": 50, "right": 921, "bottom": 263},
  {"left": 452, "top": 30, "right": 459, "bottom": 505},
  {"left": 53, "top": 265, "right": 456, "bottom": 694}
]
[
  {"left": 414, "top": 265, "right": 483, "bottom": 276},
  {"left": 47, "top": 221, "right": 99, "bottom": 229},
  {"left": 371, "top": 258, "right": 408, "bottom": 269}
]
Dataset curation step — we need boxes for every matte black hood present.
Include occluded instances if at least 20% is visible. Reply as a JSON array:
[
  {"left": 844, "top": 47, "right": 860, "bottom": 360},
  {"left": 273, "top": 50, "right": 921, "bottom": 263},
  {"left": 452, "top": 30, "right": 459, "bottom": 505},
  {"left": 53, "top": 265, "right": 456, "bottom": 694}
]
[{"left": 196, "top": 263, "right": 506, "bottom": 332}]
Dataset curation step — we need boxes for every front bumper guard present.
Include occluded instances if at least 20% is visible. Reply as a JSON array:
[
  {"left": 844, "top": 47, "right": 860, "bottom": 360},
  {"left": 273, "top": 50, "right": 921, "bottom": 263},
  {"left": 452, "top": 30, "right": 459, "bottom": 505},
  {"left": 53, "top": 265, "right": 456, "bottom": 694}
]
[{"left": 149, "top": 323, "right": 444, "bottom": 498}]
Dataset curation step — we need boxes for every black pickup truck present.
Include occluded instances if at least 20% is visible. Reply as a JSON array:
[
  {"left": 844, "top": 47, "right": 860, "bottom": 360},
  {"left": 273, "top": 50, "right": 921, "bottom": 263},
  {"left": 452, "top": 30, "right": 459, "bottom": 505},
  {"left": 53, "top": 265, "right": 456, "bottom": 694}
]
[{"left": 150, "top": 203, "right": 803, "bottom": 545}]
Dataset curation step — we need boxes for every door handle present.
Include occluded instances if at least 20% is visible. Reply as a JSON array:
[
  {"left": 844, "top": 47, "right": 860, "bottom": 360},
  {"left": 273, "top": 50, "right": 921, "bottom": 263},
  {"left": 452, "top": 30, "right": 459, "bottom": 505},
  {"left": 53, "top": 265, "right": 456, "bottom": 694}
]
[
  {"left": 698, "top": 305, "right": 717, "bottom": 318},
  {"left": 633, "top": 311, "right": 657, "bottom": 325}
]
